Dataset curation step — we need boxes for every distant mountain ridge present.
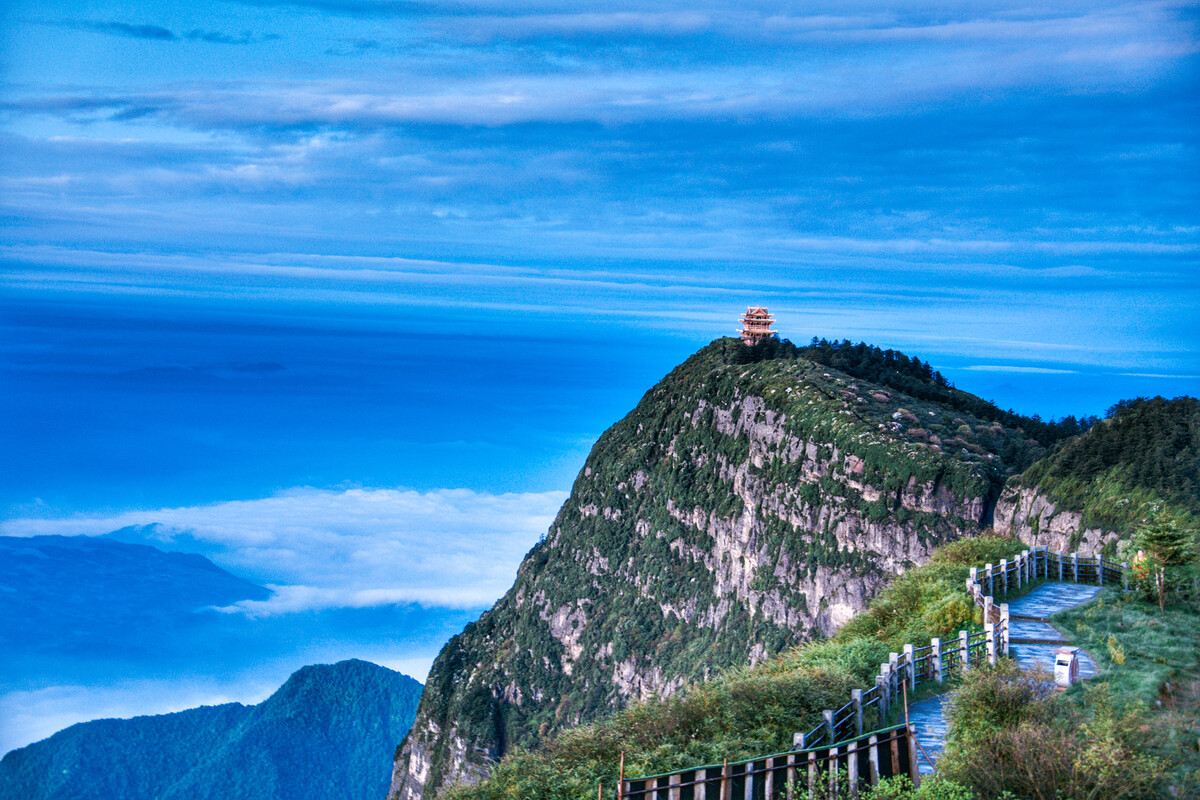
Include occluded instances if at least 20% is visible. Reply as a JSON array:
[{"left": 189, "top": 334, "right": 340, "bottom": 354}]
[
  {"left": 0, "top": 659, "right": 423, "bottom": 800},
  {"left": 0, "top": 534, "right": 269, "bottom": 661}
]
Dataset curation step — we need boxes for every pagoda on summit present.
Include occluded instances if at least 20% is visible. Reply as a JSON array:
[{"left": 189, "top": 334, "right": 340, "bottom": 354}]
[{"left": 738, "top": 306, "right": 776, "bottom": 345}]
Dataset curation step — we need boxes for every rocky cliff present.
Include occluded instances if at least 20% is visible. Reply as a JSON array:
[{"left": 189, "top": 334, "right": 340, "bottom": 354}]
[
  {"left": 993, "top": 485, "right": 1115, "bottom": 556},
  {"left": 389, "top": 338, "right": 1050, "bottom": 799}
]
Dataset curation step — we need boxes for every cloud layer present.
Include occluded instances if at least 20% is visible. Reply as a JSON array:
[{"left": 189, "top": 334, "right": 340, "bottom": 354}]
[{"left": 1, "top": 488, "right": 568, "bottom": 614}]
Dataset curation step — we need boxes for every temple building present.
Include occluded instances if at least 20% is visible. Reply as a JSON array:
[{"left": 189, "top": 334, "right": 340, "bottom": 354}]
[{"left": 739, "top": 306, "right": 776, "bottom": 345}]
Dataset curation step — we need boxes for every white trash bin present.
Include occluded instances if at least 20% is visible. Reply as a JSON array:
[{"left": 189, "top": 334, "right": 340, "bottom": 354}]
[{"left": 1054, "top": 647, "right": 1079, "bottom": 688}]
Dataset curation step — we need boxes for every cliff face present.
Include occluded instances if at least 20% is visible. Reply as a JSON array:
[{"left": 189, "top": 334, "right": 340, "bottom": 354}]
[
  {"left": 992, "top": 485, "right": 1116, "bottom": 556},
  {"left": 390, "top": 339, "right": 1044, "bottom": 800}
]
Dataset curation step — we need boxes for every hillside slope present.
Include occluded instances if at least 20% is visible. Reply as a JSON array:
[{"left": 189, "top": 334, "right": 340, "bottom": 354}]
[
  {"left": 390, "top": 337, "right": 1051, "bottom": 799},
  {"left": 995, "top": 396, "right": 1200, "bottom": 554},
  {"left": 0, "top": 660, "right": 422, "bottom": 800}
]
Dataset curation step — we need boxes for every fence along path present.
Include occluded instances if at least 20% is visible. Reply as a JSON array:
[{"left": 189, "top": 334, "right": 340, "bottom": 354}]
[{"left": 619, "top": 547, "right": 1125, "bottom": 799}]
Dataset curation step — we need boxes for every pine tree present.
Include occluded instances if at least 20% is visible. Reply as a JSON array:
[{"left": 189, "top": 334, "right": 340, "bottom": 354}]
[{"left": 1135, "top": 506, "right": 1198, "bottom": 611}]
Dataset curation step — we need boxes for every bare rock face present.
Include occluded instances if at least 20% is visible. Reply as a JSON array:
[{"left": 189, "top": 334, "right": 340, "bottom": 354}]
[
  {"left": 993, "top": 484, "right": 1118, "bottom": 556},
  {"left": 389, "top": 340, "right": 1032, "bottom": 800}
]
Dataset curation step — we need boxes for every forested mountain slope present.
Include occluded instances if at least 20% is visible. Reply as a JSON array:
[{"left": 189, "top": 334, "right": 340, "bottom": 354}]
[
  {"left": 390, "top": 337, "right": 1059, "bottom": 799},
  {"left": 1, "top": 660, "right": 422, "bottom": 800},
  {"left": 996, "top": 395, "right": 1200, "bottom": 554}
]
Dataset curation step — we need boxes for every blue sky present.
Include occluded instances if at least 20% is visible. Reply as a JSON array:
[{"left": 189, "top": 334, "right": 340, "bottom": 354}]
[{"left": 1, "top": 0, "right": 1198, "bottom": 750}]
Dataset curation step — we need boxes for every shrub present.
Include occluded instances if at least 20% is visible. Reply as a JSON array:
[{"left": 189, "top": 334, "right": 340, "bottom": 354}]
[{"left": 938, "top": 664, "right": 1165, "bottom": 800}]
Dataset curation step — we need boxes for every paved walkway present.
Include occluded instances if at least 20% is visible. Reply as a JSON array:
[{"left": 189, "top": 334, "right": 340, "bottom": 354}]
[{"left": 911, "top": 582, "right": 1103, "bottom": 773}]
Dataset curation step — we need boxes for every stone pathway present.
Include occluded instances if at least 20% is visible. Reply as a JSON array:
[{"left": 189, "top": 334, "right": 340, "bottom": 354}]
[{"left": 910, "top": 582, "right": 1103, "bottom": 773}]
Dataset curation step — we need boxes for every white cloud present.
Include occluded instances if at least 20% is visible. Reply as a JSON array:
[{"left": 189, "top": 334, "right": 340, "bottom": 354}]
[
  {"left": 0, "top": 487, "right": 569, "bottom": 615},
  {"left": 963, "top": 365, "right": 1079, "bottom": 374}
]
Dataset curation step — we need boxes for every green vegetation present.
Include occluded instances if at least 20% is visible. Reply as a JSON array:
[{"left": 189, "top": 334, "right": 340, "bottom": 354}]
[
  {"left": 1014, "top": 396, "right": 1200, "bottom": 536},
  {"left": 442, "top": 536, "right": 1027, "bottom": 800},
  {"left": 1053, "top": 588, "right": 1200, "bottom": 793},
  {"left": 439, "top": 525, "right": 1200, "bottom": 800},
  {"left": 0, "top": 660, "right": 422, "bottom": 800},
  {"left": 838, "top": 534, "right": 1026, "bottom": 649},
  {"left": 935, "top": 662, "right": 1166, "bottom": 800},
  {"left": 400, "top": 337, "right": 1065, "bottom": 797},
  {"left": 1129, "top": 507, "right": 1199, "bottom": 610},
  {"left": 735, "top": 336, "right": 1096, "bottom": 452}
]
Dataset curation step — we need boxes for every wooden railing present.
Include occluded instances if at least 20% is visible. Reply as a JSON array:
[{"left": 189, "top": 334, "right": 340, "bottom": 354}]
[
  {"left": 620, "top": 724, "right": 918, "bottom": 800},
  {"left": 967, "top": 547, "right": 1127, "bottom": 603},
  {"left": 620, "top": 547, "right": 1126, "bottom": 798}
]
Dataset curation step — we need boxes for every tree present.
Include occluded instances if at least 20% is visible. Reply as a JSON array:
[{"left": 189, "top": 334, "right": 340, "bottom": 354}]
[{"left": 1134, "top": 506, "right": 1198, "bottom": 612}]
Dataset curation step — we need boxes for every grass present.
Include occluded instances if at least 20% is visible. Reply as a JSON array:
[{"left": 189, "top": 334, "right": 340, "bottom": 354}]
[{"left": 1053, "top": 588, "right": 1200, "bottom": 794}]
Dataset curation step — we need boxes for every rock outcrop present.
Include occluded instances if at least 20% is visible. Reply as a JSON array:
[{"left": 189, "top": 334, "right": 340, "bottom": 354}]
[
  {"left": 993, "top": 484, "right": 1117, "bottom": 556},
  {"left": 389, "top": 339, "right": 1045, "bottom": 799}
]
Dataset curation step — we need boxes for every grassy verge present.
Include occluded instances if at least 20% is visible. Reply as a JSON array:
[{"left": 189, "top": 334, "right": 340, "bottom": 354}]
[{"left": 1054, "top": 588, "right": 1200, "bottom": 792}]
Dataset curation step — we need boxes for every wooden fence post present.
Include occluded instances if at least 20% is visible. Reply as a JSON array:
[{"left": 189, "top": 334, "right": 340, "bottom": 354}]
[
  {"left": 720, "top": 758, "right": 728, "bottom": 800},
  {"left": 867, "top": 734, "right": 880, "bottom": 787},
  {"left": 985, "top": 563, "right": 994, "bottom": 596},
  {"left": 764, "top": 757, "right": 774, "bottom": 800},
  {"left": 618, "top": 752, "right": 625, "bottom": 800},
  {"left": 983, "top": 595, "right": 994, "bottom": 625},
  {"left": 930, "top": 638, "right": 942, "bottom": 683},
  {"left": 785, "top": 755, "right": 796, "bottom": 800},
  {"left": 999, "top": 558, "right": 1008, "bottom": 594},
  {"left": 1122, "top": 562, "right": 1129, "bottom": 591},
  {"left": 999, "top": 604, "right": 1010, "bottom": 656},
  {"left": 889, "top": 653, "right": 899, "bottom": 700},
  {"left": 794, "top": 731, "right": 806, "bottom": 751},
  {"left": 852, "top": 689, "right": 863, "bottom": 736},
  {"left": 1072, "top": 552, "right": 1079, "bottom": 583},
  {"left": 829, "top": 746, "right": 839, "bottom": 798},
  {"left": 847, "top": 739, "right": 859, "bottom": 799},
  {"left": 903, "top": 644, "right": 915, "bottom": 689},
  {"left": 696, "top": 768, "right": 708, "bottom": 800},
  {"left": 669, "top": 772, "right": 681, "bottom": 800},
  {"left": 907, "top": 725, "right": 921, "bottom": 788},
  {"left": 808, "top": 751, "right": 817, "bottom": 798},
  {"left": 985, "top": 622, "right": 996, "bottom": 666},
  {"left": 876, "top": 673, "right": 888, "bottom": 719},
  {"left": 1057, "top": 550, "right": 1063, "bottom": 581},
  {"left": 823, "top": 710, "right": 835, "bottom": 744},
  {"left": 1098, "top": 554, "right": 1104, "bottom": 585},
  {"left": 959, "top": 630, "right": 969, "bottom": 673},
  {"left": 746, "top": 760, "right": 755, "bottom": 800}
]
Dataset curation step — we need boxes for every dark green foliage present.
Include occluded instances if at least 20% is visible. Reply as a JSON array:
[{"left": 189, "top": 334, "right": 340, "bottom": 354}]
[
  {"left": 0, "top": 660, "right": 422, "bottom": 800},
  {"left": 1013, "top": 396, "right": 1200, "bottom": 534},
  {"left": 442, "top": 660, "right": 864, "bottom": 800},
  {"left": 796, "top": 338, "right": 1096, "bottom": 450},
  {"left": 1133, "top": 507, "right": 1199, "bottom": 610}
]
